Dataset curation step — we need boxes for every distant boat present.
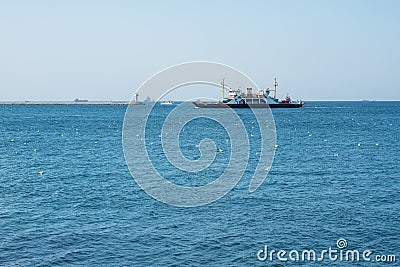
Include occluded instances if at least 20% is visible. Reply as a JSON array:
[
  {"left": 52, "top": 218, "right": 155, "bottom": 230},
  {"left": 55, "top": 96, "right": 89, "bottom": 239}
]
[
  {"left": 144, "top": 96, "right": 153, "bottom": 103},
  {"left": 160, "top": 100, "right": 174, "bottom": 105},
  {"left": 193, "top": 78, "right": 304, "bottom": 108},
  {"left": 74, "top": 98, "right": 88, "bottom": 102}
]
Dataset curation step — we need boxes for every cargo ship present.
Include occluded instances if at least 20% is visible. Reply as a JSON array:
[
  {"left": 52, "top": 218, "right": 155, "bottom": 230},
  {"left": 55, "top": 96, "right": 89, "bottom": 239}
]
[{"left": 193, "top": 78, "right": 304, "bottom": 108}]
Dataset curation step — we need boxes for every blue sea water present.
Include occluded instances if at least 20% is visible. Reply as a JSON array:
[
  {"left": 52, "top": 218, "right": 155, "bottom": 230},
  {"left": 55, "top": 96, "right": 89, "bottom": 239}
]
[{"left": 0, "top": 102, "right": 399, "bottom": 266}]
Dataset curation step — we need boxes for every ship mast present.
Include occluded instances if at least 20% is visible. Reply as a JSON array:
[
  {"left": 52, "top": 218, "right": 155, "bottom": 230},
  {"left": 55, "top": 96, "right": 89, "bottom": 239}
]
[
  {"left": 273, "top": 78, "right": 278, "bottom": 99},
  {"left": 221, "top": 78, "right": 225, "bottom": 100}
]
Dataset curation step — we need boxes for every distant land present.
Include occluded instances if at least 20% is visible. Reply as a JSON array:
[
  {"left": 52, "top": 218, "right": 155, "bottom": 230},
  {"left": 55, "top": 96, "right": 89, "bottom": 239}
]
[{"left": 0, "top": 101, "right": 131, "bottom": 105}]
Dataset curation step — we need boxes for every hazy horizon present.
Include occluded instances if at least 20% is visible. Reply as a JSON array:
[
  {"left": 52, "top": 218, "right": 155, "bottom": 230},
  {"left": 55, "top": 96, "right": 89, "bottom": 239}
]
[{"left": 1, "top": 0, "right": 399, "bottom": 101}]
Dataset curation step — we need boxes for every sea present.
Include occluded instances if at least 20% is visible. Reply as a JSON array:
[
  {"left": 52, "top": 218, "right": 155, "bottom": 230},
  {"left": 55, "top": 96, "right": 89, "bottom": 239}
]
[{"left": 0, "top": 101, "right": 399, "bottom": 266}]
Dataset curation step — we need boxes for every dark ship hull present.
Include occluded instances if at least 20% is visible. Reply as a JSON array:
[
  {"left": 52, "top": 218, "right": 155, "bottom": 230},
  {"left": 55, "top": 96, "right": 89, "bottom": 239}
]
[{"left": 193, "top": 102, "right": 304, "bottom": 108}]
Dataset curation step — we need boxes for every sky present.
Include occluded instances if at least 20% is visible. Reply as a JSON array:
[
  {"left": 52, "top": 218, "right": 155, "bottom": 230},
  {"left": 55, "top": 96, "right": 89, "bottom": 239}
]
[{"left": 0, "top": 0, "right": 399, "bottom": 101}]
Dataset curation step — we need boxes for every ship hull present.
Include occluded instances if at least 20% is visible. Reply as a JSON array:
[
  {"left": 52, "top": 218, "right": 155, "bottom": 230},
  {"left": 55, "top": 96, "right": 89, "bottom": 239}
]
[{"left": 192, "top": 102, "right": 304, "bottom": 108}]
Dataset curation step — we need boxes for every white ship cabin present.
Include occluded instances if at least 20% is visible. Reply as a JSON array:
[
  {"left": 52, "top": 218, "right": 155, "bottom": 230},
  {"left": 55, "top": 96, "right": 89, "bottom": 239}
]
[{"left": 226, "top": 87, "right": 270, "bottom": 104}]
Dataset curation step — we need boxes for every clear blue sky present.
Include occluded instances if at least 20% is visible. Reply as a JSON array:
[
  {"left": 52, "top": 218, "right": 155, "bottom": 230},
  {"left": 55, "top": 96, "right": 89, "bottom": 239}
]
[{"left": 0, "top": 0, "right": 399, "bottom": 101}]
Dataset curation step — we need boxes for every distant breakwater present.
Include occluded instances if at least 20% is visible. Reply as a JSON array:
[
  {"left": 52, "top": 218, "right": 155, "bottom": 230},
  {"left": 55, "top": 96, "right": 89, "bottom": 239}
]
[{"left": 0, "top": 101, "right": 140, "bottom": 105}]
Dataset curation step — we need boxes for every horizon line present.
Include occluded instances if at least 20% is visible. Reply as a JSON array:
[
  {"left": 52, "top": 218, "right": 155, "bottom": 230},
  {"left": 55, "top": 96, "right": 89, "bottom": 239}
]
[{"left": 1, "top": 99, "right": 400, "bottom": 103}]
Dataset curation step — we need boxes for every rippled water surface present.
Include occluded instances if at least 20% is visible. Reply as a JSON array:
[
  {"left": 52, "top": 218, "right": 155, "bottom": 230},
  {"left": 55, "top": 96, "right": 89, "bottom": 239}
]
[{"left": 1, "top": 102, "right": 399, "bottom": 266}]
